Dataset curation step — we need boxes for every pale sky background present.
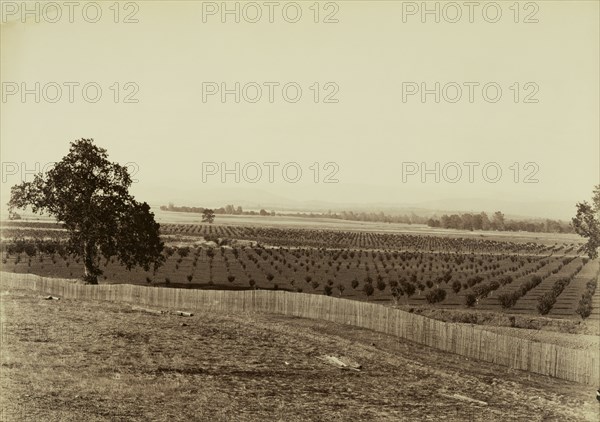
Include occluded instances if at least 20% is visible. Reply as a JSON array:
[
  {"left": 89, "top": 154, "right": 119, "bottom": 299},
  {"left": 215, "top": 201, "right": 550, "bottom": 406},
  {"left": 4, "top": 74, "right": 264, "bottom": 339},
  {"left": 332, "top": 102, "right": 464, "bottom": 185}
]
[{"left": 1, "top": 1, "right": 598, "bottom": 219}]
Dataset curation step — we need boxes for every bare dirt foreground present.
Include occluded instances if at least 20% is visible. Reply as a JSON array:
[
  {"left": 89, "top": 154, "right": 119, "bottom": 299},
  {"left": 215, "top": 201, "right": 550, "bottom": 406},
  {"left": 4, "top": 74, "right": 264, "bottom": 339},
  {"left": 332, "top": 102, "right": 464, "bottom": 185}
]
[{"left": 0, "top": 287, "right": 598, "bottom": 422}]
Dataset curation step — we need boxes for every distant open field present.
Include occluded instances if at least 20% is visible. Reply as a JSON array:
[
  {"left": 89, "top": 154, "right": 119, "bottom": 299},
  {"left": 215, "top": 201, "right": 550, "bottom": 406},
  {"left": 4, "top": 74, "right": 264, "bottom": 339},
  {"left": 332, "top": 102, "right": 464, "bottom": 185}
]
[
  {"left": 152, "top": 211, "right": 584, "bottom": 245},
  {"left": 1, "top": 286, "right": 599, "bottom": 422}
]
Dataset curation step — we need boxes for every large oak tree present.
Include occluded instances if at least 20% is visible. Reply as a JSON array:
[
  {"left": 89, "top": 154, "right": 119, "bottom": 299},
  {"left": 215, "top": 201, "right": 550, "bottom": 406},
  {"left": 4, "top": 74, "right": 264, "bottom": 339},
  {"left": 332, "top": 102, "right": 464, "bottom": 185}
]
[{"left": 8, "top": 139, "right": 164, "bottom": 283}]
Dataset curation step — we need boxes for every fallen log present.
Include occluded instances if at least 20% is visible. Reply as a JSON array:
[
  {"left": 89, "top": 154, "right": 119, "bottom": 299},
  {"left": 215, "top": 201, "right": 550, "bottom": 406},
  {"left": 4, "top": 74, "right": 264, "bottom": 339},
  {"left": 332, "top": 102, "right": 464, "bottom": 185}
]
[
  {"left": 174, "top": 311, "right": 194, "bottom": 317},
  {"left": 43, "top": 295, "right": 60, "bottom": 300},
  {"left": 338, "top": 355, "right": 362, "bottom": 370},
  {"left": 318, "top": 355, "right": 361, "bottom": 371}
]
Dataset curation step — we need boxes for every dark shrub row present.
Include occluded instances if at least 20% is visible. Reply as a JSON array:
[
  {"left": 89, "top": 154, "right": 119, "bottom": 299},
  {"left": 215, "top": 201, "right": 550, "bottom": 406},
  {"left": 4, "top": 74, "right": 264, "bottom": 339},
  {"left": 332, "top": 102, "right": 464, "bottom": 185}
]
[
  {"left": 425, "top": 288, "right": 447, "bottom": 304},
  {"left": 537, "top": 277, "right": 571, "bottom": 315},
  {"left": 470, "top": 275, "right": 514, "bottom": 302},
  {"left": 497, "top": 275, "right": 543, "bottom": 309},
  {"left": 576, "top": 278, "right": 598, "bottom": 319},
  {"left": 465, "top": 293, "right": 477, "bottom": 307}
]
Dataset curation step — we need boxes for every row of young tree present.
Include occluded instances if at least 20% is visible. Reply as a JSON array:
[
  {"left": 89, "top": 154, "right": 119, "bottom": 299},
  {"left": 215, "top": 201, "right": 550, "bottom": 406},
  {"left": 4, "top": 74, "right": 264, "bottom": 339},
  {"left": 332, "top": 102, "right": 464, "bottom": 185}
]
[{"left": 426, "top": 211, "right": 572, "bottom": 233}]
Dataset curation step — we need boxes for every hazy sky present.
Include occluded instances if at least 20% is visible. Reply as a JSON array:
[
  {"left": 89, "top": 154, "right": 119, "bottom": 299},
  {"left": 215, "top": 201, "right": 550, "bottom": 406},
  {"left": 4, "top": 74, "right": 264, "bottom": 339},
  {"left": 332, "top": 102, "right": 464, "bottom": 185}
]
[{"left": 1, "top": 1, "right": 598, "bottom": 218}]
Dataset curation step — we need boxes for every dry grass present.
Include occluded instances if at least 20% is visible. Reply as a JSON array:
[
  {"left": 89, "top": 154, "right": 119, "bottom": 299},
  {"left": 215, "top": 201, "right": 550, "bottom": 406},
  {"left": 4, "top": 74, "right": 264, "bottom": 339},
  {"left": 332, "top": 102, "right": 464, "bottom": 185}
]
[{"left": 1, "top": 287, "right": 598, "bottom": 421}]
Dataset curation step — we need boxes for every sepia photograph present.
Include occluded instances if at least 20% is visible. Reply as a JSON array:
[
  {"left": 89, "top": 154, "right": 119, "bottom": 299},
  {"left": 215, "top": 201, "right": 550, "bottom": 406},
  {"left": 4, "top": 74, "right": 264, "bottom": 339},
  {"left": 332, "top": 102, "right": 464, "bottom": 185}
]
[{"left": 0, "top": 1, "right": 599, "bottom": 420}]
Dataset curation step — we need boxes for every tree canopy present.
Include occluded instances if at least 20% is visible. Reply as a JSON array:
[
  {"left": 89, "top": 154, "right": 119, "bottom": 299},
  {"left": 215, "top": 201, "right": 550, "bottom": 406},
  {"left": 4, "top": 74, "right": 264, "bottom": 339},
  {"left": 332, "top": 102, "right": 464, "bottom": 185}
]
[
  {"left": 572, "top": 185, "right": 600, "bottom": 259},
  {"left": 8, "top": 139, "right": 164, "bottom": 283},
  {"left": 202, "top": 208, "right": 215, "bottom": 224}
]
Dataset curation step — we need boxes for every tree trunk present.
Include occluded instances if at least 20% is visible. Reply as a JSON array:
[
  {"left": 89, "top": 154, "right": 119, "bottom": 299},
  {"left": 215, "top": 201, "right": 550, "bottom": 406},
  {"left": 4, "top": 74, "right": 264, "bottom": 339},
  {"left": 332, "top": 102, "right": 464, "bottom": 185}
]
[{"left": 83, "top": 241, "right": 99, "bottom": 284}]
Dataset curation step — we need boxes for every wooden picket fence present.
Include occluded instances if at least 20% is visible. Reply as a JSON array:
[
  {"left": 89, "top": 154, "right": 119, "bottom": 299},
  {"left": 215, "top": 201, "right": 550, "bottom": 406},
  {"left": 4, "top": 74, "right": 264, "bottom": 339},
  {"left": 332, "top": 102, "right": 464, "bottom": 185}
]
[{"left": 1, "top": 271, "right": 598, "bottom": 385}]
